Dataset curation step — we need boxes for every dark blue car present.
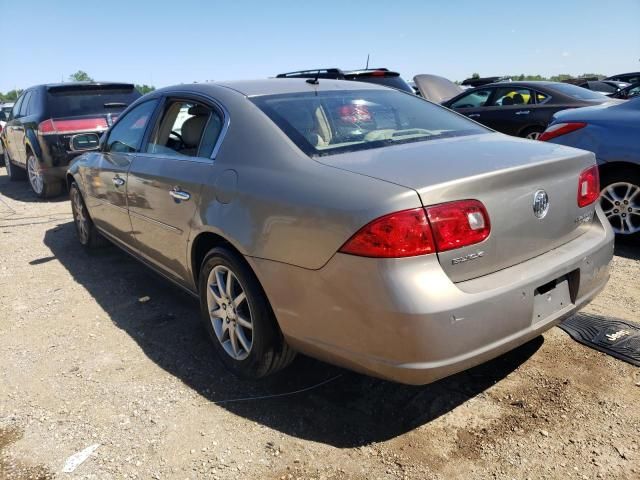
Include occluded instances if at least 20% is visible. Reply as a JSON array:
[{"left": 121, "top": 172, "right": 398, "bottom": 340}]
[{"left": 540, "top": 97, "right": 640, "bottom": 240}]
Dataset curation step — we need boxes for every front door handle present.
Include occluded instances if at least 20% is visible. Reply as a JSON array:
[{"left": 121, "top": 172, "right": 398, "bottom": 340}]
[
  {"left": 468, "top": 113, "right": 481, "bottom": 118},
  {"left": 515, "top": 110, "right": 530, "bottom": 115},
  {"left": 112, "top": 175, "right": 125, "bottom": 187},
  {"left": 169, "top": 187, "right": 191, "bottom": 202}
]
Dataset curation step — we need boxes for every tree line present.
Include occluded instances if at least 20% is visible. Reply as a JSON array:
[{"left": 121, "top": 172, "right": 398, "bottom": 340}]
[{"left": 0, "top": 70, "right": 156, "bottom": 102}]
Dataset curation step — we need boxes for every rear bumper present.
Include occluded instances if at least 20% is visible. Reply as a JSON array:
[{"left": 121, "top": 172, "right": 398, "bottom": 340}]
[{"left": 250, "top": 208, "right": 615, "bottom": 385}]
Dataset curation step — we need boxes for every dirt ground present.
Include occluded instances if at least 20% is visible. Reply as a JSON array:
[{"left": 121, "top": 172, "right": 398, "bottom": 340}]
[{"left": 0, "top": 167, "right": 639, "bottom": 480}]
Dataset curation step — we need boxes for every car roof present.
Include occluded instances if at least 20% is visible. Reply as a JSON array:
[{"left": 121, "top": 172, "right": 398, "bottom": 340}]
[{"left": 216, "top": 78, "right": 389, "bottom": 96}]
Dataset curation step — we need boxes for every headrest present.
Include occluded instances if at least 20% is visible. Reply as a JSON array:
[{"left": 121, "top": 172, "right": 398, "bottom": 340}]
[
  {"left": 501, "top": 96, "right": 514, "bottom": 106},
  {"left": 181, "top": 116, "right": 208, "bottom": 147},
  {"left": 188, "top": 105, "right": 209, "bottom": 116}
]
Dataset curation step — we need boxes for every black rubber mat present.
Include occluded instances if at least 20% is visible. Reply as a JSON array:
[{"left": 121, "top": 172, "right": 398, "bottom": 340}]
[{"left": 560, "top": 314, "right": 640, "bottom": 367}]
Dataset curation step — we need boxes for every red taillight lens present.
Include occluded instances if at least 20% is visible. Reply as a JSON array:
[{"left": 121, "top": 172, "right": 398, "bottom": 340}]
[
  {"left": 577, "top": 165, "right": 600, "bottom": 208},
  {"left": 38, "top": 118, "right": 108, "bottom": 135},
  {"left": 339, "top": 200, "right": 491, "bottom": 258},
  {"left": 339, "top": 208, "right": 435, "bottom": 258},
  {"left": 426, "top": 200, "right": 491, "bottom": 252},
  {"left": 539, "top": 122, "right": 587, "bottom": 141},
  {"left": 38, "top": 119, "right": 56, "bottom": 134}
]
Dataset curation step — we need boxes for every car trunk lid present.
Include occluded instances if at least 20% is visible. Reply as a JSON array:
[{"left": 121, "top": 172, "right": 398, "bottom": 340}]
[
  {"left": 317, "top": 133, "right": 597, "bottom": 282},
  {"left": 413, "top": 74, "right": 464, "bottom": 103}
]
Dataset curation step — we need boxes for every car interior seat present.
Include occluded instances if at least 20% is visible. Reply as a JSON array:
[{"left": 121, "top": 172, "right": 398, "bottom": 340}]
[
  {"left": 512, "top": 93, "right": 525, "bottom": 105},
  {"left": 501, "top": 96, "right": 514, "bottom": 106},
  {"left": 181, "top": 106, "right": 210, "bottom": 156}
]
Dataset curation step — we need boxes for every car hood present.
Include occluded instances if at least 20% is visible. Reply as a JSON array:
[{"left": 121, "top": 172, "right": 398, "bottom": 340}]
[{"left": 413, "top": 74, "right": 464, "bottom": 103}]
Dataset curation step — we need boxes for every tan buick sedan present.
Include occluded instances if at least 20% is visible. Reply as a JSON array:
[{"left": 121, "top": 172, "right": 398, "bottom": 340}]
[{"left": 66, "top": 79, "right": 614, "bottom": 384}]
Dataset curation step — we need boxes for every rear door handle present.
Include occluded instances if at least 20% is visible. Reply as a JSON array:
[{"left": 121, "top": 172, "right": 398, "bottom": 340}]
[
  {"left": 468, "top": 113, "right": 481, "bottom": 118},
  {"left": 169, "top": 187, "right": 191, "bottom": 201},
  {"left": 515, "top": 110, "right": 530, "bottom": 115},
  {"left": 112, "top": 175, "right": 125, "bottom": 187}
]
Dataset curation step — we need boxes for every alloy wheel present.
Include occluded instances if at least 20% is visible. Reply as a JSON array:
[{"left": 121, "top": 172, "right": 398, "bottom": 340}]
[
  {"left": 27, "top": 155, "right": 44, "bottom": 195},
  {"left": 206, "top": 265, "right": 253, "bottom": 360},
  {"left": 600, "top": 182, "right": 640, "bottom": 235},
  {"left": 71, "top": 188, "right": 90, "bottom": 244},
  {"left": 526, "top": 131, "right": 541, "bottom": 140}
]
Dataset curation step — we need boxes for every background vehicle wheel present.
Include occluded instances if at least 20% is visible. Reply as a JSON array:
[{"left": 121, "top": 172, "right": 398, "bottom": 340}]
[
  {"left": 521, "top": 127, "right": 544, "bottom": 140},
  {"left": 199, "top": 247, "right": 295, "bottom": 379},
  {"left": 70, "top": 182, "right": 108, "bottom": 248},
  {"left": 599, "top": 167, "right": 640, "bottom": 242},
  {"left": 27, "top": 152, "right": 62, "bottom": 198},
  {"left": 4, "top": 148, "right": 26, "bottom": 181}
]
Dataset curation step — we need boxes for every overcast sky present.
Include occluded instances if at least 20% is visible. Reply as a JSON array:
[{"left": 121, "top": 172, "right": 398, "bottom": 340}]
[{"left": 1, "top": 0, "right": 639, "bottom": 91}]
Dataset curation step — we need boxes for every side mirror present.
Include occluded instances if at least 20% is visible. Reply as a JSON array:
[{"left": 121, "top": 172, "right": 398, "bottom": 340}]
[{"left": 70, "top": 133, "right": 100, "bottom": 152}]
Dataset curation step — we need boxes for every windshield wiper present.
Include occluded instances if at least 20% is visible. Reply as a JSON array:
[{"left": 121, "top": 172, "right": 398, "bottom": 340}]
[{"left": 104, "top": 102, "right": 128, "bottom": 108}]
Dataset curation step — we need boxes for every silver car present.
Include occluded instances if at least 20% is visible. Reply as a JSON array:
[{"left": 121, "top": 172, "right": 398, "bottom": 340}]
[{"left": 67, "top": 79, "right": 614, "bottom": 385}]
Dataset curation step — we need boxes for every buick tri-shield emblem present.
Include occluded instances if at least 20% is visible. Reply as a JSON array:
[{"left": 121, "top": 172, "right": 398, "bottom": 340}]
[{"left": 533, "top": 190, "right": 549, "bottom": 219}]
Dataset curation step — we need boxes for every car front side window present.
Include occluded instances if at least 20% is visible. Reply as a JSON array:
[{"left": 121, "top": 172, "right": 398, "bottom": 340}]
[
  {"left": 450, "top": 89, "right": 492, "bottom": 109},
  {"left": 106, "top": 100, "right": 158, "bottom": 153}
]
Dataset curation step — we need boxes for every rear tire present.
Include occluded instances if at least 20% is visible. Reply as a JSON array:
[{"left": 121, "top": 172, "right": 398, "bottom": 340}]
[
  {"left": 199, "top": 247, "right": 295, "bottom": 379},
  {"left": 521, "top": 126, "right": 544, "bottom": 140},
  {"left": 599, "top": 167, "right": 640, "bottom": 242},
  {"left": 70, "top": 182, "right": 109, "bottom": 248},
  {"left": 27, "top": 152, "right": 62, "bottom": 198}
]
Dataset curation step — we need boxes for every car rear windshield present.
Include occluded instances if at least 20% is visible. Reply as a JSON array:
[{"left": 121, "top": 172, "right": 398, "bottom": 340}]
[
  {"left": 551, "top": 83, "right": 608, "bottom": 101},
  {"left": 46, "top": 85, "right": 141, "bottom": 117},
  {"left": 252, "top": 89, "right": 488, "bottom": 156}
]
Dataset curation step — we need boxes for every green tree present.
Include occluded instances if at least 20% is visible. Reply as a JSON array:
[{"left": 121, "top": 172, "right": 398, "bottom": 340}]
[
  {"left": 69, "top": 70, "right": 93, "bottom": 82},
  {"left": 0, "top": 89, "right": 23, "bottom": 102},
  {"left": 135, "top": 84, "right": 156, "bottom": 95},
  {"left": 471, "top": 72, "right": 480, "bottom": 79}
]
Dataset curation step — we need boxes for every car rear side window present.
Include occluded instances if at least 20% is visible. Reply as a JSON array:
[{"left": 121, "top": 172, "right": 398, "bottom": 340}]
[
  {"left": 107, "top": 100, "right": 159, "bottom": 154},
  {"left": 252, "top": 89, "right": 488, "bottom": 157},
  {"left": 47, "top": 85, "right": 142, "bottom": 118},
  {"left": 490, "top": 87, "right": 534, "bottom": 106}
]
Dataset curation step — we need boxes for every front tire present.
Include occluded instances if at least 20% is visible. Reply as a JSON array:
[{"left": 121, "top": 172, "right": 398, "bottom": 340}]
[
  {"left": 4, "top": 147, "right": 26, "bottom": 181},
  {"left": 70, "top": 182, "right": 108, "bottom": 248},
  {"left": 27, "top": 152, "right": 62, "bottom": 198},
  {"left": 199, "top": 247, "right": 295, "bottom": 379},
  {"left": 599, "top": 167, "right": 640, "bottom": 242}
]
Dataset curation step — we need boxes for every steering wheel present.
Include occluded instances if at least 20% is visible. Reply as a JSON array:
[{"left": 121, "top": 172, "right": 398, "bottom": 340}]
[{"left": 170, "top": 130, "right": 186, "bottom": 149}]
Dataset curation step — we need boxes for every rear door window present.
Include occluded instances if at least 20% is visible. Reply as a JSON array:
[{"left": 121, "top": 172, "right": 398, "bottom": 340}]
[
  {"left": 146, "top": 100, "right": 223, "bottom": 158},
  {"left": 47, "top": 85, "right": 142, "bottom": 118},
  {"left": 489, "top": 87, "right": 534, "bottom": 106}
]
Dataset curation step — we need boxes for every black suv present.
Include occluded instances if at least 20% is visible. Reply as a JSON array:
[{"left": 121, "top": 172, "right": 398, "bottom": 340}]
[
  {"left": 276, "top": 68, "right": 414, "bottom": 94},
  {"left": 1, "top": 82, "right": 141, "bottom": 197}
]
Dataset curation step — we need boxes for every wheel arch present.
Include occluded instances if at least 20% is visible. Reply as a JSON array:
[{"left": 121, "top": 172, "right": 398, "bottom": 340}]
[
  {"left": 517, "top": 123, "right": 546, "bottom": 137},
  {"left": 24, "top": 130, "right": 43, "bottom": 161},
  {"left": 598, "top": 160, "right": 640, "bottom": 180},
  {"left": 190, "top": 230, "right": 250, "bottom": 291}
]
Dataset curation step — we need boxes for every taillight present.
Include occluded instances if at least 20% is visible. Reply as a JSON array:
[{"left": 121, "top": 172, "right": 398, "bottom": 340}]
[
  {"left": 577, "top": 165, "right": 600, "bottom": 208},
  {"left": 38, "top": 118, "right": 108, "bottom": 135},
  {"left": 539, "top": 122, "right": 587, "bottom": 141},
  {"left": 426, "top": 200, "right": 491, "bottom": 252},
  {"left": 339, "top": 200, "right": 490, "bottom": 258}
]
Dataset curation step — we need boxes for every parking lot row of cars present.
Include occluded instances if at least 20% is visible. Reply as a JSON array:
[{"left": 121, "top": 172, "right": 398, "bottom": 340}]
[
  {"left": 1, "top": 68, "right": 637, "bottom": 239},
  {"left": 0, "top": 67, "right": 635, "bottom": 384}
]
